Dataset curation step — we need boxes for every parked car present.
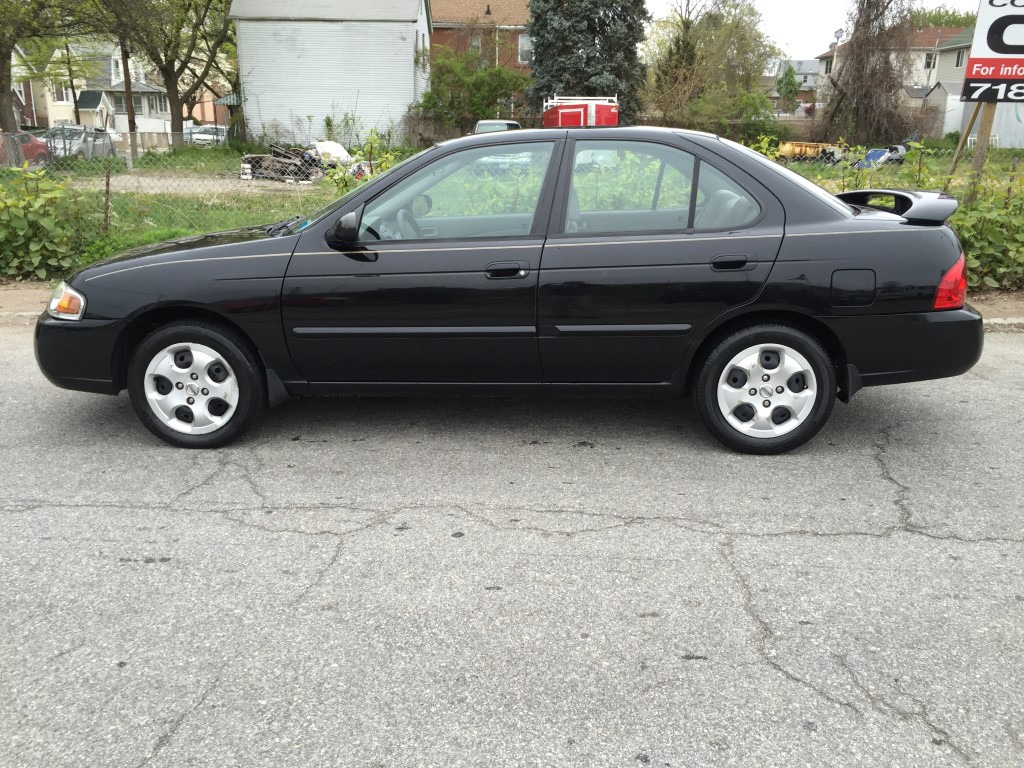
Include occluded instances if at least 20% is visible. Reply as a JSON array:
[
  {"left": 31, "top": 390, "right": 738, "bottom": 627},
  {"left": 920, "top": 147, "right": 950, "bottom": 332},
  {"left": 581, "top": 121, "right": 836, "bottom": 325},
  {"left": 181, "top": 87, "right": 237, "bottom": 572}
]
[
  {"left": 0, "top": 131, "right": 51, "bottom": 166},
  {"left": 472, "top": 119, "right": 521, "bottom": 134},
  {"left": 42, "top": 125, "right": 116, "bottom": 159},
  {"left": 190, "top": 125, "right": 227, "bottom": 146},
  {"left": 35, "top": 127, "right": 982, "bottom": 453}
]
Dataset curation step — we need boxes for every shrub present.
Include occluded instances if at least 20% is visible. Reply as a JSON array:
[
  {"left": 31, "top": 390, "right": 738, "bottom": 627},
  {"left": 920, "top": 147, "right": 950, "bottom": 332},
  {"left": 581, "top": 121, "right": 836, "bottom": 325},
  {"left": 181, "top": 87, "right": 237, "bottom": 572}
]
[
  {"left": 0, "top": 166, "right": 82, "bottom": 280},
  {"left": 952, "top": 180, "right": 1024, "bottom": 289}
]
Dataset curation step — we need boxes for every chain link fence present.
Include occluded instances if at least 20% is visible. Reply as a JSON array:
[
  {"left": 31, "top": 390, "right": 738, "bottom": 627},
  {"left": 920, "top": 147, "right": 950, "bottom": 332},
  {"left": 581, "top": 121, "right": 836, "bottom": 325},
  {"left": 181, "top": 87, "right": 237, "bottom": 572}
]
[
  {"left": 0, "top": 129, "right": 1008, "bottom": 249},
  {"left": 1, "top": 131, "right": 349, "bottom": 248}
]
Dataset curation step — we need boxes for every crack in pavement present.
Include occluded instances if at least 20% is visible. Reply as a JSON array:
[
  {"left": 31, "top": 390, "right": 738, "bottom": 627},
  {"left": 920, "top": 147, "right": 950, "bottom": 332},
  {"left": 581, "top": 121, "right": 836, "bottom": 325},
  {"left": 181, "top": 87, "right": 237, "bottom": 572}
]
[
  {"left": 46, "top": 638, "right": 86, "bottom": 663},
  {"left": 837, "top": 654, "right": 974, "bottom": 765},
  {"left": 720, "top": 538, "right": 860, "bottom": 715},
  {"left": 873, "top": 424, "right": 915, "bottom": 532},
  {"left": 133, "top": 677, "right": 219, "bottom": 768},
  {"left": 4, "top": 495, "right": 1024, "bottom": 546},
  {"left": 290, "top": 537, "right": 344, "bottom": 607}
]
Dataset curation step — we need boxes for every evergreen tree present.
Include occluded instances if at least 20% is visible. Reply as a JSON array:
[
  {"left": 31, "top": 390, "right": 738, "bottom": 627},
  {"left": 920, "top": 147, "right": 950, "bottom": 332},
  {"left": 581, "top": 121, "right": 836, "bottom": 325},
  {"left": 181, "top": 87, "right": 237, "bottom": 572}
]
[
  {"left": 526, "top": 0, "right": 650, "bottom": 124},
  {"left": 775, "top": 64, "right": 800, "bottom": 113}
]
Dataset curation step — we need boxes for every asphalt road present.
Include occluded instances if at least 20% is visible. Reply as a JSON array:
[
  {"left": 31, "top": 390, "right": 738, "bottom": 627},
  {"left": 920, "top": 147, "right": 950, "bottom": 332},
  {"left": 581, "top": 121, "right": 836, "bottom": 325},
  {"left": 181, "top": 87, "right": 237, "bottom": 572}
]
[{"left": 2, "top": 320, "right": 1022, "bottom": 768}]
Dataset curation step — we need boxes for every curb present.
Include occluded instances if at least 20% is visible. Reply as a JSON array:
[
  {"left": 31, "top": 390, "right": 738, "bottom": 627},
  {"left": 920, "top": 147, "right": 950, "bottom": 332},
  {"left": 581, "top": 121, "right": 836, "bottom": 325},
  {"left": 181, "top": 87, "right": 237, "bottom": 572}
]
[{"left": 983, "top": 318, "right": 1024, "bottom": 332}]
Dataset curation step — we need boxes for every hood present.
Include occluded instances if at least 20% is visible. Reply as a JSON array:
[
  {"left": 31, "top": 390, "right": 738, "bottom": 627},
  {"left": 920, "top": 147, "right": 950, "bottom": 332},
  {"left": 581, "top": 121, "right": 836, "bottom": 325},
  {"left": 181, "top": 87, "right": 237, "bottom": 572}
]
[{"left": 70, "top": 225, "right": 300, "bottom": 288}]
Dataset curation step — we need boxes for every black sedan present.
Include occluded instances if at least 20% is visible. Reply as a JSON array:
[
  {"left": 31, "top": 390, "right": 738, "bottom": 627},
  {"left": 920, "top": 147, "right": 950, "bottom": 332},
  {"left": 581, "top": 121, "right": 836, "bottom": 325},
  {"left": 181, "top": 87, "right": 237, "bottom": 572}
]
[{"left": 35, "top": 127, "right": 983, "bottom": 453}]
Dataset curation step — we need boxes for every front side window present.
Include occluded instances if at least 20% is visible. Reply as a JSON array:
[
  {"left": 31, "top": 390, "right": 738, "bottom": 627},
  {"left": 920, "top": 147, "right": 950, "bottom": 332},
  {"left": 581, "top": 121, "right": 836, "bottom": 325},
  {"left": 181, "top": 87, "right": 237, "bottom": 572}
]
[
  {"left": 956, "top": 49, "right": 966, "bottom": 68},
  {"left": 925, "top": 52, "right": 937, "bottom": 70},
  {"left": 564, "top": 140, "right": 695, "bottom": 234},
  {"left": 358, "top": 142, "right": 555, "bottom": 242}
]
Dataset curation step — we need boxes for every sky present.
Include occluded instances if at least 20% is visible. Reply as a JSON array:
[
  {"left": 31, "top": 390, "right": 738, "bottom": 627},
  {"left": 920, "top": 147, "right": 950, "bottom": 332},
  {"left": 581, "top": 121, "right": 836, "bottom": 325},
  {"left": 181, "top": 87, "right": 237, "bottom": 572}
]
[{"left": 644, "top": 0, "right": 982, "bottom": 60}]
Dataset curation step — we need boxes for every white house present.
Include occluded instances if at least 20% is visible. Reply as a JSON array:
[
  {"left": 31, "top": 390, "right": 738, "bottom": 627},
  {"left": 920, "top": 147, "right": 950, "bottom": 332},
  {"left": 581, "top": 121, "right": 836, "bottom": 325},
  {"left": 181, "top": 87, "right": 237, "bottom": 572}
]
[
  {"left": 816, "top": 27, "right": 966, "bottom": 99},
  {"left": 43, "top": 40, "right": 172, "bottom": 132},
  {"left": 231, "top": 0, "right": 432, "bottom": 144}
]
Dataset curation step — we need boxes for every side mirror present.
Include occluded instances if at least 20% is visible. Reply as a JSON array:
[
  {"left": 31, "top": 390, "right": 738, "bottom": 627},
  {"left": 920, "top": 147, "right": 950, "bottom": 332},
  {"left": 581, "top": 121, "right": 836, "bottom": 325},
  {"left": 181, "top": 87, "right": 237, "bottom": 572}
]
[{"left": 328, "top": 208, "right": 361, "bottom": 245}]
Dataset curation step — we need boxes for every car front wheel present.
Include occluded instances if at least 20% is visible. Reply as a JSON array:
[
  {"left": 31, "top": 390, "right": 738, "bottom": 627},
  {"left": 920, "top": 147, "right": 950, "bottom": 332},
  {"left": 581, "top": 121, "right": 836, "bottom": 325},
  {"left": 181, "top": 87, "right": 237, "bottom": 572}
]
[
  {"left": 127, "top": 322, "right": 266, "bottom": 448},
  {"left": 694, "top": 325, "right": 836, "bottom": 454}
]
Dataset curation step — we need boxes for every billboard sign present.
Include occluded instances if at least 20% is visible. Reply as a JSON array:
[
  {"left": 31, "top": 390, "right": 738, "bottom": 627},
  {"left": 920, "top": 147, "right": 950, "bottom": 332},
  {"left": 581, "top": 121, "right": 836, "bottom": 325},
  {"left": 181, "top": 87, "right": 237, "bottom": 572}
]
[{"left": 963, "top": 1, "right": 1024, "bottom": 101}]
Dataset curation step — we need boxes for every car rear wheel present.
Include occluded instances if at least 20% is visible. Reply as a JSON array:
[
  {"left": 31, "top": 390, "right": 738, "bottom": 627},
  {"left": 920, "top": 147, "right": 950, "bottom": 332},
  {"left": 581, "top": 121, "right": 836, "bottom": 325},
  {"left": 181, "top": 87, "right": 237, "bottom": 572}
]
[
  {"left": 127, "top": 322, "right": 266, "bottom": 448},
  {"left": 694, "top": 325, "right": 836, "bottom": 454}
]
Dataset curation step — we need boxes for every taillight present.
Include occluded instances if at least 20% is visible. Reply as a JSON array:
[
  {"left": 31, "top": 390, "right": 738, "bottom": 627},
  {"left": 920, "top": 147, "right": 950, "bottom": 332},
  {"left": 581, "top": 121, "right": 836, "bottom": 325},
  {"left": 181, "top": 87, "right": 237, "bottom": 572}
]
[{"left": 933, "top": 254, "right": 967, "bottom": 310}]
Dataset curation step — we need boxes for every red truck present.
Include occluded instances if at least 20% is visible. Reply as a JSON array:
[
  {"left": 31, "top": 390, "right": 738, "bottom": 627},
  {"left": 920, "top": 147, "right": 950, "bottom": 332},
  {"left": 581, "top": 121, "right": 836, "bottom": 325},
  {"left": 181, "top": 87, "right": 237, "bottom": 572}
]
[{"left": 542, "top": 95, "right": 619, "bottom": 128}]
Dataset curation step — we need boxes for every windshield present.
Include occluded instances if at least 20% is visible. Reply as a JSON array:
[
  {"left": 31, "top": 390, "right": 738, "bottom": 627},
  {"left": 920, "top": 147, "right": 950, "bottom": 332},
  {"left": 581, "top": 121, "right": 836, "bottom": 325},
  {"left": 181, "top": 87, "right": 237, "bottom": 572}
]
[
  {"left": 717, "top": 137, "right": 856, "bottom": 217},
  {"left": 284, "top": 149, "right": 428, "bottom": 234},
  {"left": 44, "top": 126, "right": 85, "bottom": 140}
]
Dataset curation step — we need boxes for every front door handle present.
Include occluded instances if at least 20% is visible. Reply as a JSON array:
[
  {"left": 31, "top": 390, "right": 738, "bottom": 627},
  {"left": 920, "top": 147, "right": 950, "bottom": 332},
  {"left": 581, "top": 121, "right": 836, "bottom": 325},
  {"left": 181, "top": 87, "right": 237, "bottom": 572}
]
[
  {"left": 486, "top": 261, "right": 530, "bottom": 279},
  {"left": 711, "top": 254, "right": 749, "bottom": 271}
]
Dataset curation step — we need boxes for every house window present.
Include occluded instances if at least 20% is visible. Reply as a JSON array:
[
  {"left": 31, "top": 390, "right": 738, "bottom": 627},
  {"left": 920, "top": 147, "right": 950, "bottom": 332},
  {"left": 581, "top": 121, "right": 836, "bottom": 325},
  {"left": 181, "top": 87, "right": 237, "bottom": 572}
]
[
  {"left": 518, "top": 33, "right": 533, "bottom": 64},
  {"left": 52, "top": 82, "right": 69, "bottom": 102},
  {"left": 14, "top": 81, "right": 25, "bottom": 103},
  {"left": 113, "top": 93, "right": 144, "bottom": 114},
  {"left": 956, "top": 49, "right": 966, "bottom": 68},
  {"left": 925, "top": 52, "right": 937, "bottom": 69},
  {"left": 147, "top": 94, "right": 168, "bottom": 113},
  {"left": 470, "top": 34, "right": 481, "bottom": 54},
  {"left": 824, "top": 58, "right": 833, "bottom": 75},
  {"left": 802, "top": 75, "right": 808, "bottom": 83}
]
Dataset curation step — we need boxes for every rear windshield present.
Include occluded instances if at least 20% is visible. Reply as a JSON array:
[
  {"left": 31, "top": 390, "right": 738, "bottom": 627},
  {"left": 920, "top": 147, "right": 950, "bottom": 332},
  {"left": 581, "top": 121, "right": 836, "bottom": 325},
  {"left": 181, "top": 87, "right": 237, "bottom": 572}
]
[{"left": 717, "top": 138, "right": 855, "bottom": 217}]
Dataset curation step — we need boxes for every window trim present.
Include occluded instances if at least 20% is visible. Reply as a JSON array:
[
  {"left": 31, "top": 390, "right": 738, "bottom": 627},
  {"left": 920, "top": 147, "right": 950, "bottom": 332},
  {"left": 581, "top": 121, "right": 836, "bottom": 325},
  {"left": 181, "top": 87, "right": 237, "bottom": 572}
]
[{"left": 552, "top": 137, "right": 765, "bottom": 239}]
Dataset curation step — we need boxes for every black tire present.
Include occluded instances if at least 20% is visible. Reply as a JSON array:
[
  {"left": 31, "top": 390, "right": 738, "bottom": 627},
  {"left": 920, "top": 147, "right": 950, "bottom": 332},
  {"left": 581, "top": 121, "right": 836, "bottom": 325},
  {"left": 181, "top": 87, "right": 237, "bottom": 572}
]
[
  {"left": 127, "top": 321, "right": 267, "bottom": 448},
  {"left": 694, "top": 324, "right": 836, "bottom": 455}
]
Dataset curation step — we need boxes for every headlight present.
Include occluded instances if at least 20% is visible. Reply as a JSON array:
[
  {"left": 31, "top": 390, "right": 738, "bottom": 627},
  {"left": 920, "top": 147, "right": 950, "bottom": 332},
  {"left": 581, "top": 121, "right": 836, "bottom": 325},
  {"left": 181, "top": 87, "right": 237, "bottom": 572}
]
[{"left": 47, "top": 281, "right": 86, "bottom": 321}]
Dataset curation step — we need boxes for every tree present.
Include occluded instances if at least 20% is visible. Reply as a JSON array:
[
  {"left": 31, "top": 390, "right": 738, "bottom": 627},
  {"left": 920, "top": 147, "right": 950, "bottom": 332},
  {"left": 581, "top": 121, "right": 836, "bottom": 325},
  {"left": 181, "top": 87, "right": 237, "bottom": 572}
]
[
  {"left": 909, "top": 5, "right": 975, "bottom": 28},
  {"left": 95, "top": 0, "right": 232, "bottom": 137},
  {"left": 526, "top": 0, "right": 650, "bottom": 125},
  {"left": 776, "top": 63, "right": 800, "bottom": 113},
  {"left": 418, "top": 46, "right": 530, "bottom": 131},
  {"left": 644, "top": 0, "right": 780, "bottom": 138},
  {"left": 814, "top": 0, "right": 915, "bottom": 145},
  {"left": 0, "top": 0, "right": 51, "bottom": 132}
]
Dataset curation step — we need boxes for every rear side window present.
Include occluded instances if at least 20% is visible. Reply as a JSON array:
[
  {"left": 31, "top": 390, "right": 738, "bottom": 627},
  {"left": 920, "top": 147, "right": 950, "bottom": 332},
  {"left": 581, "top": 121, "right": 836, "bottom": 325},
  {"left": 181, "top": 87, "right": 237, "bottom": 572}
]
[
  {"left": 565, "top": 140, "right": 696, "bottom": 234},
  {"left": 693, "top": 163, "right": 761, "bottom": 231}
]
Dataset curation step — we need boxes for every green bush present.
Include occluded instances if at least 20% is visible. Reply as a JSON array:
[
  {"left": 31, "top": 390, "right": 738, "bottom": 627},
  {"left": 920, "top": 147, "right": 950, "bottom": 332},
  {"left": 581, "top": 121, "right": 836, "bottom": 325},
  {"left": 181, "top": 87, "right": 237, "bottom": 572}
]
[
  {"left": 952, "top": 181, "right": 1024, "bottom": 289},
  {"left": 0, "top": 167, "right": 83, "bottom": 279}
]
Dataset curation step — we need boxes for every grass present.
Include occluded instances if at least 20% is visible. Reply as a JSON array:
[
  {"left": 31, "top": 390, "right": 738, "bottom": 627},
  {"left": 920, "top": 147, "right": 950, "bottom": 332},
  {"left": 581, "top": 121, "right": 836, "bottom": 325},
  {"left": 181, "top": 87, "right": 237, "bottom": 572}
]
[{"left": 75, "top": 185, "right": 339, "bottom": 267}]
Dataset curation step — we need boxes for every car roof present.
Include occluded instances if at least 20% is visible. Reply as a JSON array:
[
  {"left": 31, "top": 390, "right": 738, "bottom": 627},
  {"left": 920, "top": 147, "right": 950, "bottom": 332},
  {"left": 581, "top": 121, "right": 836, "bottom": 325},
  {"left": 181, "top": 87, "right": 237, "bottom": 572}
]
[{"left": 440, "top": 125, "right": 719, "bottom": 149}]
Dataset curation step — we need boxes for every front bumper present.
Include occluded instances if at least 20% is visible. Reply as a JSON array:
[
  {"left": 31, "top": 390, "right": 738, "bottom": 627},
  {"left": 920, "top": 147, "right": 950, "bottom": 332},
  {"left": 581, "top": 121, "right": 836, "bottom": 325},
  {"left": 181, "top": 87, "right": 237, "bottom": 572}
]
[
  {"left": 819, "top": 305, "right": 984, "bottom": 391},
  {"left": 34, "top": 313, "right": 124, "bottom": 395}
]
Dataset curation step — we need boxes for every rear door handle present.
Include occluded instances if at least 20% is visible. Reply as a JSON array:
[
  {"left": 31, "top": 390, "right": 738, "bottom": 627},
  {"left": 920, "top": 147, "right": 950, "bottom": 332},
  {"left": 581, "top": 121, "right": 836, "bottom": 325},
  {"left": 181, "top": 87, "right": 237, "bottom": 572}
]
[
  {"left": 711, "top": 254, "right": 749, "bottom": 271},
  {"left": 486, "top": 261, "right": 530, "bottom": 279}
]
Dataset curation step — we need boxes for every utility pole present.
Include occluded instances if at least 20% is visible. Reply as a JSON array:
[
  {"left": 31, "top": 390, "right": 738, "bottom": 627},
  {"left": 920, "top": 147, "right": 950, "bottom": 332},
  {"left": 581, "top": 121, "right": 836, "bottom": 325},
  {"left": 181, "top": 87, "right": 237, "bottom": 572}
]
[{"left": 120, "top": 37, "right": 138, "bottom": 164}]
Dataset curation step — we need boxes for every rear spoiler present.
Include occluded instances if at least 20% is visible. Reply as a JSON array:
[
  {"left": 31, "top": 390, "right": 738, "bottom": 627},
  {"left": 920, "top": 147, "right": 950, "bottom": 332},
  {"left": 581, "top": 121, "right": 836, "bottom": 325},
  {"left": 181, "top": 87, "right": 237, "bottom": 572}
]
[{"left": 835, "top": 189, "right": 958, "bottom": 225}]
